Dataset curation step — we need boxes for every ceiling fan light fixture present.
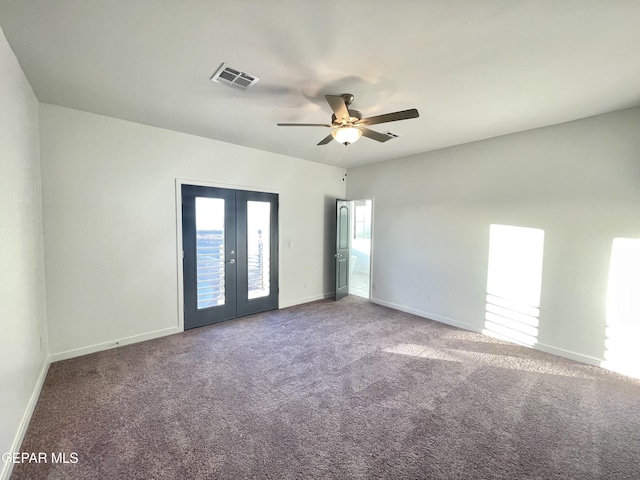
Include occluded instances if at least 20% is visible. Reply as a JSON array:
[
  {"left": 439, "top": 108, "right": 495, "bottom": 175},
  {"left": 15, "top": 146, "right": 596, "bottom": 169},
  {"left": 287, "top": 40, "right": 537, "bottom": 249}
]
[
  {"left": 277, "top": 93, "right": 419, "bottom": 147},
  {"left": 332, "top": 126, "right": 362, "bottom": 145}
]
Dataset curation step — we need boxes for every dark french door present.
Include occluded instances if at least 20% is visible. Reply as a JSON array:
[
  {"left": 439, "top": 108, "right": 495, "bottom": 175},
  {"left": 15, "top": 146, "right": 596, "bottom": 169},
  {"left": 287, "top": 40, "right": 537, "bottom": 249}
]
[{"left": 182, "top": 185, "right": 278, "bottom": 329}]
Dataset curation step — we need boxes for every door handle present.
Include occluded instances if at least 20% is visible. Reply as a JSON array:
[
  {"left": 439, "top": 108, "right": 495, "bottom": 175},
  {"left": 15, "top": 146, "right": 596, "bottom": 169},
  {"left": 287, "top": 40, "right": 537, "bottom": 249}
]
[
  {"left": 334, "top": 253, "right": 342, "bottom": 258},
  {"left": 227, "top": 259, "right": 235, "bottom": 264}
]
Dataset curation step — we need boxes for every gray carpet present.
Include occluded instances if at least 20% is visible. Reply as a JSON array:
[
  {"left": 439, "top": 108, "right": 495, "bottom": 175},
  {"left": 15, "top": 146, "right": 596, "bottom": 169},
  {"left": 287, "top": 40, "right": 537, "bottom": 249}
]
[{"left": 12, "top": 296, "right": 640, "bottom": 479}]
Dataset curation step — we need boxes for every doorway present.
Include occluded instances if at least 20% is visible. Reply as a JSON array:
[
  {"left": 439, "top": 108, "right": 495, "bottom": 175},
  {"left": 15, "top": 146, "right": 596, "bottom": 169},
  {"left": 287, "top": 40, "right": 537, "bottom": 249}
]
[
  {"left": 182, "top": 184, "right": 279, "bottom": 329},
  {"left": 349, "top": 199, "right": 372, "bottom": 299}
]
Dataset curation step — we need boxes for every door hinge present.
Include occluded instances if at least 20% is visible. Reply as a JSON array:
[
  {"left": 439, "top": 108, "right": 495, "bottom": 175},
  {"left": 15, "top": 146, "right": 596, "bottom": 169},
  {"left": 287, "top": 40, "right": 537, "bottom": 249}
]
[{"left": 182, "top": 250, "right": 184, "bottom": 259}]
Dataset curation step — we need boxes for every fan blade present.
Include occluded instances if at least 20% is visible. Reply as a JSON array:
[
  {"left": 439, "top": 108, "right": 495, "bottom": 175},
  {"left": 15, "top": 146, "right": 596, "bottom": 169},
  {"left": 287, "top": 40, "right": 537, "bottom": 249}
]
[
  {"left": 356, "top": 108, "right": 419, "bottom": 127},
  {"left": 317, "top": 133, "right": 334, "bottom": 146},
  {"left": 277, "top": 123, "right": 332, "bottom": 127},
  {"left": 359, "top": 127, "right": 392, "bottom": 143},
  {"left": 325, "top": 95, "right": 350, "bottom": 124}
]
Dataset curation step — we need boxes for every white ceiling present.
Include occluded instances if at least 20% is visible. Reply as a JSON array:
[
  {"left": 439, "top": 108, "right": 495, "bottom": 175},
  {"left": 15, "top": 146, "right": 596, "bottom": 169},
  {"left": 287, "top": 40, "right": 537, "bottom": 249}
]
[{"left": 2, "top": 0, "right": 640, "bottom": 168}]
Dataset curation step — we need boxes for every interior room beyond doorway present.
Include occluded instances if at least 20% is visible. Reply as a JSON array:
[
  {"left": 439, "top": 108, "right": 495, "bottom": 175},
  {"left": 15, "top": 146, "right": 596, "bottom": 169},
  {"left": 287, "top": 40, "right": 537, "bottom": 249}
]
[{"left": 349, "top": 199, "right": 372, "bottom": 299}]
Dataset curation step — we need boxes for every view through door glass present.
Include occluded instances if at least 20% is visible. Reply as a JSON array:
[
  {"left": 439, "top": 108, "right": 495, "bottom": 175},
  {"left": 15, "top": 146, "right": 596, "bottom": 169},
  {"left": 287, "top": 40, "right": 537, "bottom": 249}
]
[
  {"left": 247, "top": 200, "right": 271, "bottom": 299},
  {"left": 182, "top": 185, "right": 279, "bottom": 329},
  {"left": 195, "top": 197, "right": 226, "bottom": 308}
]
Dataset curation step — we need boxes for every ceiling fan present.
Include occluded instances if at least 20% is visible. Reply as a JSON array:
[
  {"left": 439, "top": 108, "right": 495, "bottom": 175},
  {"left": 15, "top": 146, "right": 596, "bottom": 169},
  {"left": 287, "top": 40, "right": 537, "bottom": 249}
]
[{"left": 277, "top": 93, "right": 419, "bottom": 146}]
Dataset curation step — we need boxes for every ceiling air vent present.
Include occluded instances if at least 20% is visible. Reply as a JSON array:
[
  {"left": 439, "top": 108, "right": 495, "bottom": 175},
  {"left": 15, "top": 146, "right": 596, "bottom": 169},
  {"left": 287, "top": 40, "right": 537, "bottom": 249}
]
[{"left": 210, "top": 63, "right": 260, "bottom": 91}]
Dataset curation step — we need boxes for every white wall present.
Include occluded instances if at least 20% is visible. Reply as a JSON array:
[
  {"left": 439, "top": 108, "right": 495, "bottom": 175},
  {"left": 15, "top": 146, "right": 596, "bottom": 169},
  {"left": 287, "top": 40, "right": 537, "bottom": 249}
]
[
  {"left": 347, "top": 107, "right": 640, "bottom": 372},
  {"left": 0, "top": 27, "right": 48, "bottom": 478},
  {"left": 39, "top": 104, "right": 345, "bottom": 357}
]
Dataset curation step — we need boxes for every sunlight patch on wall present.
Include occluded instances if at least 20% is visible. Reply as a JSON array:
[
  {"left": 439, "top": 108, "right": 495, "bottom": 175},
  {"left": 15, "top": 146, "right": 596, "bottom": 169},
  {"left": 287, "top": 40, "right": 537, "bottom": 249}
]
[
  {"left": 483, "top": 224, "right": 545, "bottom": 347},
  {"left": 603, "top": 238, "right": 640, "bottom": 379}
]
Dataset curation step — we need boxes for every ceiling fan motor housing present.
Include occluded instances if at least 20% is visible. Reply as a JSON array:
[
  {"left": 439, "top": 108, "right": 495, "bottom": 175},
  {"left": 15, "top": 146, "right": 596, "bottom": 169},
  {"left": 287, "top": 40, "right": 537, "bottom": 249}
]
[{"left": 332, "top": 109, "right": 362, "bottom": 126}]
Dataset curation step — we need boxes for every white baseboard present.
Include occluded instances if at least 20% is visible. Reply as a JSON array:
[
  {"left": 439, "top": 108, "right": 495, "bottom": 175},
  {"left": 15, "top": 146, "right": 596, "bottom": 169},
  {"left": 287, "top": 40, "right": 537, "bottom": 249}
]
[
  {"left": 369, "top": 298, "right": 479, "bottom": 332},
  {"left": 50, "top": 294, "right": 345, "bottom": 363},
  {"left": 279, "top": 292, "right": 334, "bottom": 309},
  {"left": 535, "top": 342, "right": 603, "bottom": 367},
  {"left": 1, "top": 358, "right": 50, "bottom": 480},
  {"left": 369, "top": 297, "right": 608, "bottom": 370},
  {"left": 49, "top": 326, "right": 181, "bottom": 363},
  {"left": 51, "top": 296, "right": 342, "bottom": 362}
]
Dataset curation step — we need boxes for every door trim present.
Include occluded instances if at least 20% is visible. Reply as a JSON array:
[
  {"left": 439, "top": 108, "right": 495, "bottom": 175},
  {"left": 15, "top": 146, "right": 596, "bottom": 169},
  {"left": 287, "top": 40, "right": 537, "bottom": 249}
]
[
  {"left": 369, "top": 195, "right": 376, "bottom": 299},
  {"left": 175, "top": 179, "right": 280, "bottom": 332}
]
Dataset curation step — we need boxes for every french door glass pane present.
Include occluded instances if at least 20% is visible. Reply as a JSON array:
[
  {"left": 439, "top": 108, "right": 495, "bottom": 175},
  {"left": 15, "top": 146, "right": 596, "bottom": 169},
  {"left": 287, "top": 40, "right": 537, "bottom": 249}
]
[
  {"left": 247, "top": 201, "right": 270, "bottom": 299},
  {"left": 195, "top": 197, "right": 225, "bottom": 309},
  {"left": 339, "top": 205, "right": 349, "bottom": 249}
]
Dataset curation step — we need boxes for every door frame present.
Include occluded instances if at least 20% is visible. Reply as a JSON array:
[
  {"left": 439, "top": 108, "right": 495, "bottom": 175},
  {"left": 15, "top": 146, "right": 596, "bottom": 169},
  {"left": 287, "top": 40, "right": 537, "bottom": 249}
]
[
  {"left": 369, "top": 196, "right": 376, "bottom": 299},
  {"left": 333, "top": 196, "right": 376, "bottom": 301},
  {"left": 175, "top": 179, "right": 280, "bottom": 332}
]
